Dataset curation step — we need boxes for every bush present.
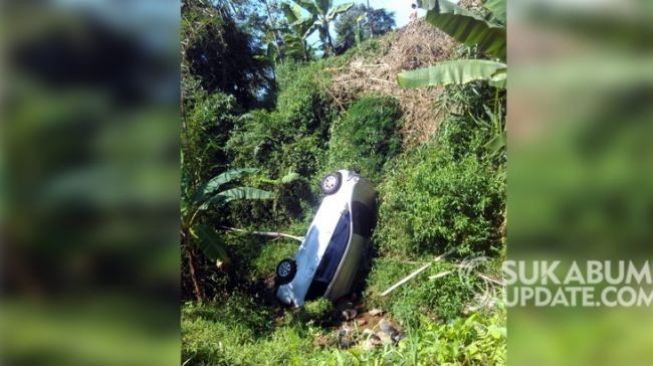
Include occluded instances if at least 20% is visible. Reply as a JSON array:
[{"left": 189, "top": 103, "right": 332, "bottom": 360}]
[
  {"left": 324, "top": 96, "right": 403, "bottom": 182},
  {"left": 275, "top": 62, "right": 335, "bottom": 139},
  {"left": 374, "top": 115, "right": 505, "bottom": 258},
  {"left": 227, "top": 62, "right": 335, "bottom": 178},
  {"left": 225, "top": 62, "right": 337, "bottom": 227},
  {"left": 364, "top": 259, "right": 477, "bottom": 327},
  {"left": 182, "top": 90, "right": 239, "bottom": 184}
]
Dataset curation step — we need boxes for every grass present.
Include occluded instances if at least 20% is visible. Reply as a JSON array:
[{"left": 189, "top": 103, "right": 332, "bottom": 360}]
[{"left": 182, "top": 297, "right": 506, "bottom": 365}]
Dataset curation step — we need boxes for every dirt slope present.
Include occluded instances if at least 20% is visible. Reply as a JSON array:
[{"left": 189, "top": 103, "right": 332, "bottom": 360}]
[{"left": 327, "top": 19, "right": 455, "bottom": 147}]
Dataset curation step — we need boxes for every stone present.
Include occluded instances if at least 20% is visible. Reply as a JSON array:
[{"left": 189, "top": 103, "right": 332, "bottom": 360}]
[
  {"left": 368, "top": 308, "right": 384, "bottom": 317},
  {"left": 341, "top": 308, "right": 358, "bottom": 321}
]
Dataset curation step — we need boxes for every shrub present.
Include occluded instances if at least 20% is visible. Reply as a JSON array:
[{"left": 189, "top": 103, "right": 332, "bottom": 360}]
[
  {"left": 182, "top": 90, "right": 239, "bottom": 184},
  {"left": 225, "top": 62, "right": 337, "bottom": 227},
  {"left": 374, "top": 115, "right": 505, "bottom": 258},
  {"left": 302, "top": 298, "right": 335, "bottom": 325},
  {"left": 227, "top": 62, "right": 335, "bottom": 178},
  {"left": 275, "top": 62, "right": 335, "bottom": 139},
  {"left": 324, "top": 95, "right": 403, "bottom": 182},
  {"left": 364, "top": 259, "right": 477, "bottom": 327}
]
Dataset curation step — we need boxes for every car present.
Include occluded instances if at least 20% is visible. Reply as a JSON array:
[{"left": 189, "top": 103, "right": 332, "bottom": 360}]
[{"left": 276, "top": 170, "right": 377, "bottom": 307}]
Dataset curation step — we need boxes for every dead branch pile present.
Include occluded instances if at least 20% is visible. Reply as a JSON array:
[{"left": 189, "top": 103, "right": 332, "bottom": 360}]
[{"left": 326, "top": 19, "right": 456, "bottom": 147}]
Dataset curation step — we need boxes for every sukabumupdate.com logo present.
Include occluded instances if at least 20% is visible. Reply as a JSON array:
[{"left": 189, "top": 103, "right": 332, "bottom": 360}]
[{"left": 502, "top": 260, "right": 653, "bottom": 307}]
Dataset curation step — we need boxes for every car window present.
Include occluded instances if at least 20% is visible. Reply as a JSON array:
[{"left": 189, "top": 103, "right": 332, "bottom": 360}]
[{"left": 312, "top": 210, "right": 351, "bottom": 284}]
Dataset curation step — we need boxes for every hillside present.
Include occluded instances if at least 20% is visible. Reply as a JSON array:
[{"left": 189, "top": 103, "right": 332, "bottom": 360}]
[{"left": 181, "top": 2, "right": 506, "bottom": 364}]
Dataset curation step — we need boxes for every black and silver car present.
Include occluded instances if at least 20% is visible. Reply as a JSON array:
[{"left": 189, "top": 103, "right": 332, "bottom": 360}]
[{"left": 276, "top": 170, "right": 376, "bottom": 307}]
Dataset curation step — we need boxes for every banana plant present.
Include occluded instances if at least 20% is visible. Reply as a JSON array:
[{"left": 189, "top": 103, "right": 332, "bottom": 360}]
[
  {"left": 398, "top": 0, "right": 507, "bottom": 88},
  {"left": 280, "top": 2, "right": 317, "bottom": 61},
  {"left": 285, "top": 0, "right": 354, "bottom": 57},
  {"left": 181, "top": 168, "right": 273, "bottom": 271}
]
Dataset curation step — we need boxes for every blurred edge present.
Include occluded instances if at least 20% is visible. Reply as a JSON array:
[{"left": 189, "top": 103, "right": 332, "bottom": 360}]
[
  {"left": 509, "top": 0, "right": 653, "bottom": 365},
  {"left": 1, "top": 1, "right": 181, "bottom": 365}
]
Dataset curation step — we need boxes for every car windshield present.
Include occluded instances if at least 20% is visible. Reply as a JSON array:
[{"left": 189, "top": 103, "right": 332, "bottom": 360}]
[{"left": 312, "top": 210, "right": 351, "bottom": 284}]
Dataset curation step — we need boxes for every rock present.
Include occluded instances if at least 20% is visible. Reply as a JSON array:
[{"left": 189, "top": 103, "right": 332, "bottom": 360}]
[
  {"left": 368, "top": 308, "right": 384, "bottom": 317},
  {"left": 379, "top": 319, "right": 396, "bottom": 334},
  {"left": 313, "top": 335, "right": 330, "bottom": 348},
  {"left": 370, "top": 334, "right": 383, "bottom": 346},
  {"left": 338, "top": 325, "right": 355, "bottom": 348},
  {"left": 362, "top": 328, "right": 375, "bottom": 337},
  {"left": 379, "top": 319, "right": 403, "bottom": 343},
  {"left": 341, "top": 308, "right": 358, "bottom": 321},
  {"left": 361, "top": 334, "right": 383, "bottom": 351},
  {"left": 339, "top": 337, "right": 355, "bottom": 348},
  {"left": 392, "top": 331, "right": 405, "bottom": 343},
  {"left": 377, "top": 331, "right": 394, "bottom": 345}
]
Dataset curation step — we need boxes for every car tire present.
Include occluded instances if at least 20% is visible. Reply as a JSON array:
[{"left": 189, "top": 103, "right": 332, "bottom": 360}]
[
  {"left": 276, "top": 259, "right": 297, "bottom": 285},
  {"left": 321, "top": 172, "right": 342, "bottom": 195}
]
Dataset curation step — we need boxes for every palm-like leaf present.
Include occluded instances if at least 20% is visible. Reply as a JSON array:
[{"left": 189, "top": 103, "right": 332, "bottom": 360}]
[
  {"left": 398, "top": 59, "right": 507, "bottom": 88},
  {"left": 293, "top": 0, "right": 319, "bottom": 15},
  {"left": 194, "top": 224, "right": 229, "bottom": 263},
  {"left": 218, "top": 187, "right": 274, "bottom": 202},
  {"left": 281, "top": 172, "right": 301, "bottom": 184},
  {"left": 303, "top": 22, "right": 322, "bottom": 40},
  {"left": 483, "top": 0, "right": 506, "bottom": 24},
  {"left": 281, "top": 2, "right": 303, "bottom": 23},
  {"left": 291, "top": 16, "right": 317, "bottom": 37},
  {"left": 199, "top": 186, "right": 273, "bottom": 210},
  {"left": 326, "top": 3, "right": 354, "bottom": 21},
  {"left": 196, "top": 168, "right": 259, "bottom": 202},
  {"left": 419, "top": 0, "right": 506, "bottom": 60}
]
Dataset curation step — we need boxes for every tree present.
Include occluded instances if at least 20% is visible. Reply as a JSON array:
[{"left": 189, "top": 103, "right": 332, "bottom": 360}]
[
  {"left": 397, "top": 0, "right": 506, "bottom": 89},
  {"left": 335, "top": 4, "right": 396, "bottom": 54},
  {"left": 180, "top": 166, "right": 274, "bottom": 301},
  {"left": 181, "top": 0, "right": 274, "bottom": 108},
  {"left": 286, "top": 0, "right": 354, "bottom": 57},
  {"left": 279, "top": 1, "right": 318, "bottom": 61}
]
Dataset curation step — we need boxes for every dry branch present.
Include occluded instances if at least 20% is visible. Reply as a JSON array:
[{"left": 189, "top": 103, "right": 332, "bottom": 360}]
[
  {"left": 222, "top": 226, "right": 304, "bottom": 243},
  {"left": 380, "top": 249, "right": 454, "bottom": 297}
]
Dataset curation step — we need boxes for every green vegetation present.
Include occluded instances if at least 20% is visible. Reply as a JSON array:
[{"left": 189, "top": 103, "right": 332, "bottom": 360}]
[
  {"left": 375, "top": 114, "right": 505, "bottom": 258},
  {"left": 181, "top": 1, "right": 505, "bottom": 365},
  {"left": 325, "top": 95, "right": 403, "bottom": 182},
  {"left": 283, "top": 0, "right": 354, "bottom": 57},
  {"left": 334, "top": 4, "right": 396, "bottom": 53},
  {"left": 182, "top": 296, "right": 505, "bottom": 365}
]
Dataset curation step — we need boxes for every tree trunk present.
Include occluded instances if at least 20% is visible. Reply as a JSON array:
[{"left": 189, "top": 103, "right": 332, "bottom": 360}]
[
  {"left": 324, "top": 24, "right": 334, "bottom": 56},
  {"left": 182, "top": 230, "right": 205, "bottom": 302}
]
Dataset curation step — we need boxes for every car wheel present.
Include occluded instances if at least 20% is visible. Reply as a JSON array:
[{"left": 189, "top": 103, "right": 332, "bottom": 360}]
[
  {"left": 321, "top": 172, "right": 342, "bottom": 195},
  {"left": 276, "top": 259, "right": 297, "bottom": 285}
]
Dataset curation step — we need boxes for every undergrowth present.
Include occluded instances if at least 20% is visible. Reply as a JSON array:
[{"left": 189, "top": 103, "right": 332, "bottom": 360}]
[
  {"left": 323, "top": 95, "right": 403, "bottom": 183},
  {"left": 182, "top": 299, "right": 506, "bottom": 366},
  {"left": 375, "top": 114, "right": 505, "bottom": 259}
]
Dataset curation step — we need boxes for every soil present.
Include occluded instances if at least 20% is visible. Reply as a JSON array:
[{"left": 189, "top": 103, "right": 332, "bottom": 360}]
[{"left": 314, "top": 297, "right": 405, "bottom": 350}]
